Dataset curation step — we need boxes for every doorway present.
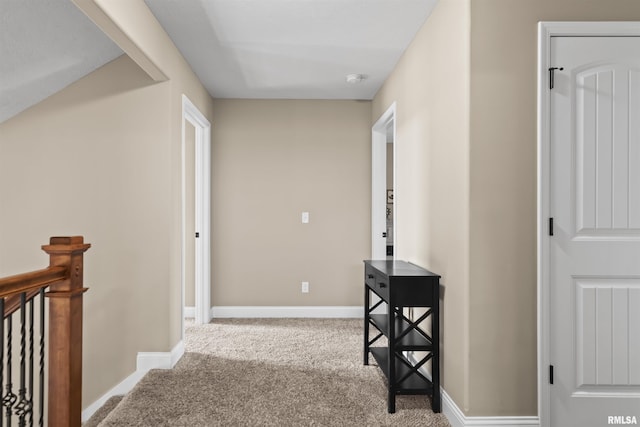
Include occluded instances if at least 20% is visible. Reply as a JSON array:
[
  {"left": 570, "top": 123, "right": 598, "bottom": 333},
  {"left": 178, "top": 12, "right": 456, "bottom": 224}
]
[
  {"left": 385, "top": 125, "right": 395, "bottom": 257},
  {"left": 182, "top": 95, "right": 211, "bottom": 329},
  {"left": 538, "top": 22, "right": 640, "bottom": 427},
  {"left": 372, "top": 103, "right": 396, "bottom": 259}
]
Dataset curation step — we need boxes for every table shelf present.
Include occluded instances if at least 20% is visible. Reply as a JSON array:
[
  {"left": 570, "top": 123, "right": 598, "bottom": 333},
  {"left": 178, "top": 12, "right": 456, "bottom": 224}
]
[
  {"left": 370, "top": 347, "right": 434, "bottom": 394},
  {"left": 369, "top": 314, "right": 433, "bottom": 351}
]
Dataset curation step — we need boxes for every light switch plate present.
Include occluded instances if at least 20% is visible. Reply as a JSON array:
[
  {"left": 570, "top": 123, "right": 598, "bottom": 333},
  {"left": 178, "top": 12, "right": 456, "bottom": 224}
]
[{"left": 302, "top": 212, "right": 309, "bottom": 223}]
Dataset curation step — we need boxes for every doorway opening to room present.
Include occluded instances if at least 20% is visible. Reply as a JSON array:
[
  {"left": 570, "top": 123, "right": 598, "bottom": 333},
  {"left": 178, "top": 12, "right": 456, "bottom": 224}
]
[
  {"left": 385, "top": 124, "right": 395, "bottom": 257},
  {"left": 182, "top": 95, "right": 211, "bottom": 332},
  {"left": 372, "top": 103, "right": 396, "bottom": 260}
]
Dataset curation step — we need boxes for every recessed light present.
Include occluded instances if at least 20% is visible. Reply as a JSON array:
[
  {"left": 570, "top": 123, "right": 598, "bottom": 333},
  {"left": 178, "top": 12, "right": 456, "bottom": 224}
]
[{"left": 346, "top": 74, "right": 366, "bottom": 84}]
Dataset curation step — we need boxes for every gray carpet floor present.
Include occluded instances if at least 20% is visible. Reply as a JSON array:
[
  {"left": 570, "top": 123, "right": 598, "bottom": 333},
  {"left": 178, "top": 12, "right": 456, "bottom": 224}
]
[
  {"left": 84, "top": 396, "right": 123, "bottom": 427},
  {"left": 98, "top": 318, "right": 451, "bottom": 426}
]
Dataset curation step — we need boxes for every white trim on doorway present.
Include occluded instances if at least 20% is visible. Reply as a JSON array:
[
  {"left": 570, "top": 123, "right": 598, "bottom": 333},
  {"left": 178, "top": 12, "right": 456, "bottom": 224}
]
[
  {"left": 537, "top": 21, "right": 640, "bottom": 427},
  {"left": 181, "top": 95, "right": 212, "bottom": 330},
  {"left": 371, "top": 102, "right": 396, "bottom": 259}
]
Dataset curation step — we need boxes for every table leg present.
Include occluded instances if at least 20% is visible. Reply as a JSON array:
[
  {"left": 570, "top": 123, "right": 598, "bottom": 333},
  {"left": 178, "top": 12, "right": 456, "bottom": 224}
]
[
  {"left": 363, "top": 285, "right": 370, "bottom": 365},
  {"left": 387, "top": 390, "right": 396, "bottom": 414}
]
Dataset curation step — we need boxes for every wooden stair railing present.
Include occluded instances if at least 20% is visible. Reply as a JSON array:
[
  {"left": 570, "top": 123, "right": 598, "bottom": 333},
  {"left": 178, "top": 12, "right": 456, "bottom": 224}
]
[{"left": 0, "top": 236, "right": 90, "bottom": 427}]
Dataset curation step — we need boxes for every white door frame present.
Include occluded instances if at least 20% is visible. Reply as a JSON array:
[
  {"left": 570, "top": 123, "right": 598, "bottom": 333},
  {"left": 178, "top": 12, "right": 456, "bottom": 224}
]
[
  {"left": 182, "top": 94, "right": 211, "bottom": 327},
  {"left": 537, "top": 21, "right": 640, "bottom": 427},
  {"left": 371, "top": 102, "right": 396, "bottom": 259}
]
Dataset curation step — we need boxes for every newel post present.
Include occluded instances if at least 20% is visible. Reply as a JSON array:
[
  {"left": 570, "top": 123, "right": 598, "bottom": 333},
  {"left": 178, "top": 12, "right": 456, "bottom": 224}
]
[{"left": 42, "top": 236, "right": 91, "bottom": 427}]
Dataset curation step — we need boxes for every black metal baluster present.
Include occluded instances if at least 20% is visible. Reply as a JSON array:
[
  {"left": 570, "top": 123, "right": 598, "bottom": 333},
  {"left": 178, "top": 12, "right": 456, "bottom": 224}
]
[
  {"left": 3, "top": 313, "right": 16, "bottom": 425},
  {"left": 28, "top": 297, "right": 34, "bottom": 426},
  {"left": 16, "top": 293, "right": 28, "bottom": 426},
  {"left": 0, "top": 298, "right": 4, "bottom": 427},
  {"left": 38, "top": 289, "right": 44, "bottom": 427}
]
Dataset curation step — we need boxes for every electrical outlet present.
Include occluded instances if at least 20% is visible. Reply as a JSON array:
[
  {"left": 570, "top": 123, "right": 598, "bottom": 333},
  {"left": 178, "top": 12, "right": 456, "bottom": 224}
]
[{"left": 301, "top": 281, "right": 309, "bottom": 293}]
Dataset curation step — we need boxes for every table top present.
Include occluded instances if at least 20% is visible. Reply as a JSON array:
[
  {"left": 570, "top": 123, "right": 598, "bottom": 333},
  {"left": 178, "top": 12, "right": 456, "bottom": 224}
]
[{"left": 364, "top": 260, "right": 440, "bottom": 278}]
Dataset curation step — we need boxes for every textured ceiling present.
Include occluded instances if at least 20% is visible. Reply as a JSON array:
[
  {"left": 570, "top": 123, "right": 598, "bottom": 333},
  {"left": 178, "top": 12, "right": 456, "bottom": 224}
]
[
  {"left": 144, "top": 0, "right": 437, "bottom": 100},
  {"left": 0, "top": 0, "right": 122, "bottom": 124}
]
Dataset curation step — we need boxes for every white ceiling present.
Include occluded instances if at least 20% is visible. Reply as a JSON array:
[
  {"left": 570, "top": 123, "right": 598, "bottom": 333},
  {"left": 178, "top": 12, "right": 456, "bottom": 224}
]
[
  {"left": 0, "top": 0, "right": 122, "bottom": 124},
  {"left": 144, "top": 0, "right": 437, "bottom": 100},
  {"left": 0, "top": 0, "right": 437, "bottom": 124}
]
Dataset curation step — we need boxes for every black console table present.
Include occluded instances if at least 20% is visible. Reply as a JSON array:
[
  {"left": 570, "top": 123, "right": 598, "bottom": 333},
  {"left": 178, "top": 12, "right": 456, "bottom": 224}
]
[{"left": 363, "top": 260, "right": 440, "bottom": 414}]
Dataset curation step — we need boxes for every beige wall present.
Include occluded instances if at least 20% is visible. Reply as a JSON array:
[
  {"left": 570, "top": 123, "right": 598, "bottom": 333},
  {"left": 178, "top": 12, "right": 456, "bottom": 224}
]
[
  {"left": 373, "top": 0, "right": 640, "bottom": 417},
  {"left": 372, "top": 0, "right": 471, "bottom": 413},
  {"left": 211, "top": 99, "right": 371, "bottom": 306},
  {"left": 0, "top": 0, "right": 214, "bottom": 409},
  {"left": 468, "top": 0, "right": 640, "bottom": 416},
  {"left": 0, "top": 55, "right": 173, "bottom": 407},
  {"left": 77, "top": 0, "right": 216, "bottom": 348},
  {"left": 374, "top": 0, "right": 640, "bottom": 416}
]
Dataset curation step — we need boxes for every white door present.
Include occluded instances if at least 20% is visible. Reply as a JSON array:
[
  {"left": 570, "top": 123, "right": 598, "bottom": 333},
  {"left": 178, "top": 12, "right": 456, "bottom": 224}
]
[{"left": 550, "top": 36, "right": 640, "bottom": 426}]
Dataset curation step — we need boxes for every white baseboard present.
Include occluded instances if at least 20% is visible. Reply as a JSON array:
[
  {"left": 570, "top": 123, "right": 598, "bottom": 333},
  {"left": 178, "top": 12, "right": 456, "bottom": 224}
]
[
  {"left": 210, "top": 305, "right": 363, "bottom": 318},
  {"left": 81, "top": 341, "right": 185, "bottom": 422},
  {"left": 404, "top": 352, "right": 540, "bottom": 427},
  {"left": 183, "top": 306, "right": 195, "bottom": 318},
  {"left": 442, "top": 389, "right": 539, "bottom": 427},
  {"left": 137, "top": 340, "right": 184, "bottom": 372}
]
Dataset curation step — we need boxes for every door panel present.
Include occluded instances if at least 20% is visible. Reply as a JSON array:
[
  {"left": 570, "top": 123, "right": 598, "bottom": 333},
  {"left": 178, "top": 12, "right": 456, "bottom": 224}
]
[
  {"left": 576, "top": 65, "right": 640, "bottom": 234},
  {"left": 550, "top": 36, "right": 640, "bottom": 427},
  {"left": 575, "top": 279, "right": 640, "bottom": 387}
]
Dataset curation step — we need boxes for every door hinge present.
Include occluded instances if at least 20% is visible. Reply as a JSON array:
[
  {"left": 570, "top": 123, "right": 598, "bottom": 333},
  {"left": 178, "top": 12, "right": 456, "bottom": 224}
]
[
  {"left": 549, "top": 67, "right": 564, "bottom": 90},
  {"left": 195, "top": 232, "right": 200, "bottom": 238},
  {"left": 550, "top": 365, "right": 554, "bottom": 384},
  {"left": 549, "top": 218, "right": 554, "bottom": 236}
]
